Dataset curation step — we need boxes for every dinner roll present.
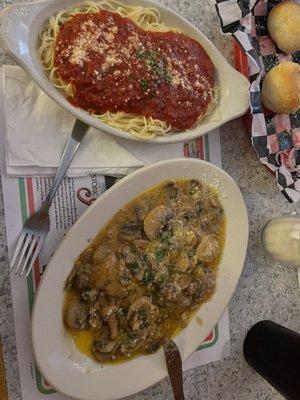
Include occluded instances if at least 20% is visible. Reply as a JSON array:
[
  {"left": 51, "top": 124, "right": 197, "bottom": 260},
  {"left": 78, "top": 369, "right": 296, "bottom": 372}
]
[
  {"left": 261, "top": 62, "right": 300, "bottom": 114},
  {"left": 267, "top": 2, "right": 300, "bottom": 54}
]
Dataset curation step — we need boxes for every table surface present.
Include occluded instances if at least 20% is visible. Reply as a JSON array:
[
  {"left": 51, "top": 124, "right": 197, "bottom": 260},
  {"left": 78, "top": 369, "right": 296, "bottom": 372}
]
[{"left": 0, "top": 0, "right": 299, "bottom": 399}]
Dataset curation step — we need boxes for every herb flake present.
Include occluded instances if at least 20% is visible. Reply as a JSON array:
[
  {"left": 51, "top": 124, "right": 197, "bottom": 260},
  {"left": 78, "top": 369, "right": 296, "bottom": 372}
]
[
  {"left": 126, "top": 261, "right": 140, "bottom": 270},
  {"left": 140, "top": 78, "right": 149, "bottom": 91},
  {"left": 155, "top": 248, "right": 167, "bottom": 262},
  {"left": 142, "top": 270, "right": 154, "bottom": 284}
]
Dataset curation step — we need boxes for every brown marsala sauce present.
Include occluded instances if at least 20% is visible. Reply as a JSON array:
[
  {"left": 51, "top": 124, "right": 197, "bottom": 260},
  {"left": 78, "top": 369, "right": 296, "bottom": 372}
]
[{"left": 63, "top": 179, "right": 225, "bottom": 363}]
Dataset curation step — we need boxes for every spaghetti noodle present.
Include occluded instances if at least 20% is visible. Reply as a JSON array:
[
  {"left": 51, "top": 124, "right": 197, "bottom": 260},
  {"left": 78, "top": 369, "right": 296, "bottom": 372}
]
[{"left": 38, "top": 0, "right": 217, "bottom": 139}]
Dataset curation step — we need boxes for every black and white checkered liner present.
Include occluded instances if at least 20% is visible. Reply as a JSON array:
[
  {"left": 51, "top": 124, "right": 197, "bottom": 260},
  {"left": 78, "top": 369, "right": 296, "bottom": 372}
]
[{"left": 216, "top": 0, "right": 300, "bottom": 203}]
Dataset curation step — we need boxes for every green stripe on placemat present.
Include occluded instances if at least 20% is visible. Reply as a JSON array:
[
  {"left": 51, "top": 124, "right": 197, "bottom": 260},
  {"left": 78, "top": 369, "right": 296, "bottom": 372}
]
[
  {"left": 197, "top": 325, "right": 219, "bottom": 350},
  {"left": 18, "top": 178, "right": 55, "bottom": 395},
  {"left": 18, "top": 178, "right": 35, "bottom": 312},
  {"left": 204, "top": 134, "right": 210, "bottom": 162},
  {"left": 34, "top": 364, "right": 55, "bottom": 395}
]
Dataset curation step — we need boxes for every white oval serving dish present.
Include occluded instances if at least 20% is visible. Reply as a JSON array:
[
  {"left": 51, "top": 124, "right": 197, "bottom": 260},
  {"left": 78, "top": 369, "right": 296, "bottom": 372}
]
[
  {"left": 0, "top": 0, "right": 249, "bottom": 143},
  {"left": 32, "top": 158, "right": 248, "bottom": 400}
]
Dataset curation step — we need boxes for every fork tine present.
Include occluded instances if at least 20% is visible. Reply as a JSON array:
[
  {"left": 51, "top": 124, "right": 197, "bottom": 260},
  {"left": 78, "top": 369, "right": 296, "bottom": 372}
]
[
  {"left": 19, "top": 236, "right": 38, "bottom": 277},
  {"left": 10, "top": 232, "right": 27, "bottom": 272},
  {"left": 25, "top": 237, "right": 46, "bottom": 278},
  {"left": 14, "top": 234, "right": 32, "bottom": 275}
]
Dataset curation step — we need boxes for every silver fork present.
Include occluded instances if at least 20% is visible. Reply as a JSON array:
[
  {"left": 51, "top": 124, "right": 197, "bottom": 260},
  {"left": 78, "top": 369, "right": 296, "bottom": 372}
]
[{"left": 10, "top": 119, "right": 89, "bottom": 277}]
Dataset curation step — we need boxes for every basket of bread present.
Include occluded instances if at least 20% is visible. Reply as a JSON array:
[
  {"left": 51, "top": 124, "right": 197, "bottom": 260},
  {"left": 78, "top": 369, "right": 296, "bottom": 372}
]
[{"left": 216, "top": 0, "right": 300, "bottom": 202}]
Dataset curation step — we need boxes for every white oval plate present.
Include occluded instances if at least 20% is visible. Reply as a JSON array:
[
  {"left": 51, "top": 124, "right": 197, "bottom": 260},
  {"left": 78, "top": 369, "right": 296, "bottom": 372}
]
[
  {"left": 32, "top": 158, "right": 248, "bottom": 400},
  {"left": 0, "top": 0, "right": 249, "bottom": 143}
]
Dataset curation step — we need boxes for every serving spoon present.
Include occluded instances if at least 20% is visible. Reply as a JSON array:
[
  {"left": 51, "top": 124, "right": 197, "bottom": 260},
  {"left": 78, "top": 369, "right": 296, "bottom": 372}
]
[{"left": 163, "top": 339, "right": 185, "bottom": 400}]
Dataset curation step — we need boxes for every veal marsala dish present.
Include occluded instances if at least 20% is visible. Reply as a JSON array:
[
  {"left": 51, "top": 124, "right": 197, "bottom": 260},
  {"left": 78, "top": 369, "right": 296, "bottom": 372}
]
[{"left": 64, "top": 179, "right": 225, "bottom": 362}]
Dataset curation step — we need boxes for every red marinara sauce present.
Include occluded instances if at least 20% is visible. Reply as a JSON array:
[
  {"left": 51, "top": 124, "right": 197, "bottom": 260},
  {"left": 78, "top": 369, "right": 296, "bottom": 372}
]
[{"left": 54, "top": 10, "right": 215, "bottom": 130}]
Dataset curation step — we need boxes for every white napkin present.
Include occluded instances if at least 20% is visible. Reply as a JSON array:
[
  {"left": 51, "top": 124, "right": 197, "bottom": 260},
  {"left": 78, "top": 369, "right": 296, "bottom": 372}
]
[{"left": 2, "top": 65, "right": 183, "bottom": 177}]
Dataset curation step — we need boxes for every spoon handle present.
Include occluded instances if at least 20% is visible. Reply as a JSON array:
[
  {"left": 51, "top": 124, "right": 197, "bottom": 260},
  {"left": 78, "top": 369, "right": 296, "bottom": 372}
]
[{"left": 163, "top": 339, "right": 185, "bottom": 400}]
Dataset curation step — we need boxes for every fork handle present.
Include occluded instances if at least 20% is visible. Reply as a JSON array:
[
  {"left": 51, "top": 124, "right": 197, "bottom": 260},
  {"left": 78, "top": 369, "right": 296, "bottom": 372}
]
[{"left": 43, "top": 120, "right": 89, "bottom": 208}]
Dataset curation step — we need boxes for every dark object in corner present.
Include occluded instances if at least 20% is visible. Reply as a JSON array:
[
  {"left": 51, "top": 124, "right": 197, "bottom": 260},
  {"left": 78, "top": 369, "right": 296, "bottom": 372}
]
[{"left": 244, "top": 320, "right": 300, "bottom": 400}]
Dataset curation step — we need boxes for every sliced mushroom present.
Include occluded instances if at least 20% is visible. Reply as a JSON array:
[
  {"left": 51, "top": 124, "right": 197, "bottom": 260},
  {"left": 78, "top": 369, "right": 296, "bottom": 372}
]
[
  {"left": 101, "top": 304, "right": 119, "bottom": 340},
  {"left": 64, "top": 298, "right": 89, "bottom": 330},
  {"left": 105, "top": 280, "right": 128, "bottom": 296},
  {"left": 171, "top": 221, "right": 197, "bottom": 250},
  {"left": 186, "top": 282, "right": 202, "bottom": 297},
  {"left": 93, "top": 244, "right": 111, "bottom": 264},
  {"left": 181, "top": 295, "right": 192, "bottom": 308},
  {"left": 108, "top": 317, "right": 119, "bottom": 340},
  {"left": 93, "top": 338, "right": 117, "bottom": 354},
  {"left": 88, "top": 292, "right": 108, "bottom": 328},
  {"left": 132, "top": 239, "right": 149, "bottom": 253},
  {"left": 134, "top": 200, "right": 150, "bottom": 221},
  {"left": 101, "top": 304, "right": 118, "bottom": 319},
  {"left": 160, "top": 280, "right": 182, "bottom": 301},
  {"left": 119, "top": 221, "right": 141, "bottom": 241},
  {"left": 143, "top": 205, "right": 172, "bottom": 239},
  {"left": 120, "top": 332, "right": 147, "bottom": 354},
  {"left": 127, "top": 297, "right": 158, "bottom": 331},
  {"left": 125, "top": 259, "right": 147, "bottom": 282},
  {"left": 169, "top": 250, "right": 189, "bottom": 272},
  {"left": 118, "top": 261, "right": 132, "bottom": 285},
  {"left": 119, "top": 245, "right": 136, "bottom": 264},
  {"left": 183, "top": 201, "right": 203, "bottom": 219},
  {"left": 189, "top": 179, "right": 202, "bottom": 192},
  {"left": 94, "top": 254, "right": 118, "bottom": 289},
  {"left": 196, "top": 234, "right": 220, "bottom": 263},
  {"left": 65, "top": 260, "right": 92, "bottom": 291},
  {"left": 163, "top": 181, "right": 179, "bottom": 199},
  {"left": 89, "top": 308, "right": 102, "bottom": 329},
  {"left": 81, "top": 288, "right": 99, "bottom": 303}
]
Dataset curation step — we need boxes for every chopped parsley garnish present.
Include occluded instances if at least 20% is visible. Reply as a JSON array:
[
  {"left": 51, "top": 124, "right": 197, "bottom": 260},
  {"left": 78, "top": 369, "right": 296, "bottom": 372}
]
[
  {"left": 136, "top": 46, "right": 146, "bottom": 59},
  {"left": 149, "top": 57, "right": 172, "bottom": 85},
  {"left": 128, "top": 331, "right": 139, "bottom": 340},
  {"left": 126, "top": 261, "right": 140, "bottom": 270},
  {"left": 142, "top": 270, "right": 154, "bottom": 284},
  {"left": 136, "top": 47, "right": 172, "bottom": 86},
  {"left": 140, "top": 78, "right": 149, "bottom": 91},
  {"left": 157, "top": 273, "right": 168, "bottom": 286},
  {"left": 155, "top": 248, "right": 167, "bottom": 262},
  {"left": 164, "top": 74, "right": 172, "bottom": 84}
]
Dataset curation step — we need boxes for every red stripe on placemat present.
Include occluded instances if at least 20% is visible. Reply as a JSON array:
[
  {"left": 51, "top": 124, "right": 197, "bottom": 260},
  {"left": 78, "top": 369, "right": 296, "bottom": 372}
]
[
  {"left": 26, "top": 178, "right": 35, "bottom": 216},
  {"left": 233, "top": 41, "right": 252, "bottom": 135},
  {"left": 205, "top": 331, "right": 213, "bottom": 342},
  {"left": 197, "top": 137, "right": 204, "bottom": 160},
  {"left": 25, "top": 178, "right": 41, "bottom": 289},
  {"left": 183, "top": 143, "right": 189, "bottom": 157}
]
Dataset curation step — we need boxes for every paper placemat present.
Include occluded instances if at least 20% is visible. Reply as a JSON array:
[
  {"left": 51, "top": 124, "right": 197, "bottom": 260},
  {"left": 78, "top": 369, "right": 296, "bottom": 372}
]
[{"left": 0, "top": 72, "right": 230, "bottom": 400}]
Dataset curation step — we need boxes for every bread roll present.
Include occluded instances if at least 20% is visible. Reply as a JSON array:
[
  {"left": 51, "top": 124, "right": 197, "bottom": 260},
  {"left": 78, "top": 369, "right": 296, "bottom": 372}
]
[
  {"left": 261, "top": 62, "right": 300, "bottom": 114},
  {"left": 267, "top": 2, "right": 300, "bottom": 54}
]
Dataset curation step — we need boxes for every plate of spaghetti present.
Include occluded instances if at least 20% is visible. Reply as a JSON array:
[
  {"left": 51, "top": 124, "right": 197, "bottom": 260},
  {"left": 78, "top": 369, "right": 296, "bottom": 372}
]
[{"left": 0, "top": 0, "right": 249, "bottom": 142}]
